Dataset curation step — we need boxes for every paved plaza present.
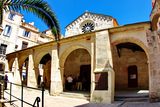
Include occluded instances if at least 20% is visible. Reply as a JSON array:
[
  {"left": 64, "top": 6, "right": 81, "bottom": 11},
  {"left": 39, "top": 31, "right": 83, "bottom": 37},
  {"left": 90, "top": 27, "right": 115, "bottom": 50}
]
[{"left": 1, "top": 87, "right": 160, "bottom": 107}]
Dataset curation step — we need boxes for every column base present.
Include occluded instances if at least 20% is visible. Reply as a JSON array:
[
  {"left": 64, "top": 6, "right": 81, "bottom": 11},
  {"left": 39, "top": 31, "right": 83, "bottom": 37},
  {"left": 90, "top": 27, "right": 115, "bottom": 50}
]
[
  {"left": 50, "top": 81, "right": 63, "bottom": 96},
  {"left": 149, "top": 92, "right": 160, "bottom": 102},
  {"left": 91, "top": 90, "right": 113, "bottom": 103}
]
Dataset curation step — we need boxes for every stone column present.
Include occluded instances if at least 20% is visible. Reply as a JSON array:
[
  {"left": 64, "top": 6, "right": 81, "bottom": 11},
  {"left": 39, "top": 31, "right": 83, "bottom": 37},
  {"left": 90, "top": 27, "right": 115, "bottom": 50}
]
[
  {"left": 91, "top": 30, "right": 115, "bottom": 103},
  {"left": 13, "top": 57, "right": 21, "bottom": 85},
  {"left": 147, "top": 30, "right": 160, "bottom": 102},
  {"left": 90, "top": 38, "right": 95, "bottom": 96},
  {"left": 27, "top": 54, "right": 37, "bottom": 88},
  {"left": 50, "top": 48, "right": 63, "bottom": 95}
]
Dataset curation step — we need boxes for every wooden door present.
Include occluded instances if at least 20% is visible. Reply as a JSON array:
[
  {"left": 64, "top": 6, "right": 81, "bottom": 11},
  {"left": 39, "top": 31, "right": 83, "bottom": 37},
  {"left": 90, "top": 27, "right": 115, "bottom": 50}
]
[
  {"left": 128, "top": 65, "right": 138, "bottom": 88},
  {"left": 80, "top": 65, "right": 91, "bottom": 91}
]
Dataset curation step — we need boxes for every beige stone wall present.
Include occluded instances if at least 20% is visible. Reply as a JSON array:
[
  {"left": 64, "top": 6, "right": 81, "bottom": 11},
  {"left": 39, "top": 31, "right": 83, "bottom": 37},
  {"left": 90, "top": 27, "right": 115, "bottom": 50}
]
[
  {"left": 64, "top": 49, "right": 91, "bottom": 77},
  {"left": 6, "top": 22, "right": 152, "bottom": 102},
  {"left": 112, "top": 47, "right": 149, "bottom": 90}
]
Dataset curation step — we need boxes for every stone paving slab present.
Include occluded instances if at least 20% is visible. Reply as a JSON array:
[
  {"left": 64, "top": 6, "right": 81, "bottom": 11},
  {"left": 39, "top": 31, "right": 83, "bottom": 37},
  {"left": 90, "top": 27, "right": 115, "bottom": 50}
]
[
  {"left": 2, "top": 87, "right": 160, "bottom": 107},
  {"left": 75, "top": 101, "right": 160, "bottom": 107}
]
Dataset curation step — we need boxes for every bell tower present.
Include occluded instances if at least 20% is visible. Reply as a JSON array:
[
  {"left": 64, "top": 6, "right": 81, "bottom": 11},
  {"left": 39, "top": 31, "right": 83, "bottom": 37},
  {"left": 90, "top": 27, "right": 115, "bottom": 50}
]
[
  {"left": 150, "top": 0, "right": 160, "bottom": 31},
  {"left": 152, "top": 0, "right": 156, "bottom": 7}
]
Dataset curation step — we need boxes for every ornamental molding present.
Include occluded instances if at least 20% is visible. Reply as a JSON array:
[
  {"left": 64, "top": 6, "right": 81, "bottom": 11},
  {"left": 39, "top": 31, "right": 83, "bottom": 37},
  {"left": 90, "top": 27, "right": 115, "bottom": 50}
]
[
  {"left": 65, "top": 12, "right": 114, "bottom": 37},
  {"left": 66, "top": 12, "right": 113, "bottom": 29}
]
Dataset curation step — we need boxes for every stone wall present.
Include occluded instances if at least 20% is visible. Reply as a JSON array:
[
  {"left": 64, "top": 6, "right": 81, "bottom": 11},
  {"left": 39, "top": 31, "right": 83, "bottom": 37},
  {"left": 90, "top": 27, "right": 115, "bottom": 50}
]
[
  {"left": 147, "top": 30, "right": 160, "bottom": 101},
  {"left": 112, "top": 46, "right": 149, "bottom": 90},
  {"left": 64, "top": 49, "right": 91, "bottom": 77}
]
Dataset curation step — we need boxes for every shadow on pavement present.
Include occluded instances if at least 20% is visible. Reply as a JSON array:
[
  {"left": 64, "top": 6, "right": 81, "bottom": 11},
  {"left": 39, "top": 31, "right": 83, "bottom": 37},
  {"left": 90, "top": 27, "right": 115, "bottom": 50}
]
[{"left": 75, "top": 103, "right": 117, "bottom": 107}]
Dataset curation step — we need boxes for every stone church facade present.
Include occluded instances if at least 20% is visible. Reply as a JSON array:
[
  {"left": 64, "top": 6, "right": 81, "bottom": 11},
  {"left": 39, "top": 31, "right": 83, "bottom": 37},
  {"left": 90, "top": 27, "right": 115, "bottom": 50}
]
[{"left": 5, "top": 0, "right": 160, "bottom": 103}]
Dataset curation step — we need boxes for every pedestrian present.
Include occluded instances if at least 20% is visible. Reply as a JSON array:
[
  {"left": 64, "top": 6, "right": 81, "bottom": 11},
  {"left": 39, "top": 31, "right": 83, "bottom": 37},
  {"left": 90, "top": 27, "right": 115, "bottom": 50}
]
[
  {"left": 37, "top": 75, "right": 41, "bottom": 88},
  {"left": 66, "top": 75, "right": 73, "bottom": 91},
  {"left": 77, "top": 76, "right": 82, "bottom": 91},
  {"left": 4, "top": 74, "right": 8, "bottom": 90}
]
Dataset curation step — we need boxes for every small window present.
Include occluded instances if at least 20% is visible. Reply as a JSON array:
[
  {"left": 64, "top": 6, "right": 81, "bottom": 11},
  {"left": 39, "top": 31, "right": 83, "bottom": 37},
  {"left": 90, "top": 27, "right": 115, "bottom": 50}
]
[
  {"left": 8, "top": 13, "right": 15, "bottom": 20},
  {"left": 0, "top": 44, "right": 7, "bottom": 55},
  {"left": 15, "top": 45, "right": 18, "bottom": 49},
  {"left": 23, "top": 30, "right": 30, "bottom": 37},
  {"left": 22, "top": 41, "right": 28, "bottom": 49},
  {"left": 95, "top": 72, "right": 108, "bottom": 90},
  {"left": 3, "top": 25, "right": 11, "bottom": 37}
]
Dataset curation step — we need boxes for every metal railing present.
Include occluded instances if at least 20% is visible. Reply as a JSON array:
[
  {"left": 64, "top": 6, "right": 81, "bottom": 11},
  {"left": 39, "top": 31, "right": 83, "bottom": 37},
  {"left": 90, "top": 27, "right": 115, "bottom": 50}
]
[{"left": 4, "top": 81, "right": 45, "bottom": 107}]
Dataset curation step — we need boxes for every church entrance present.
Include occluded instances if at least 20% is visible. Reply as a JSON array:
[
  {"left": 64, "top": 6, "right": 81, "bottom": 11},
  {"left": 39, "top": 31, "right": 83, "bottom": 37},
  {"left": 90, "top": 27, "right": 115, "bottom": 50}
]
[
  {"left": 112, "top": 42, "right": 149, "bottom": 100},
  {"left": 63, "top": 49, "right": 91, "bottom": 93},
  {"left": 80, "top": 65, "right": 91, "bottom": 91},
  {"left": 128, "top": 65, "right": 138, "bottom": 88}
]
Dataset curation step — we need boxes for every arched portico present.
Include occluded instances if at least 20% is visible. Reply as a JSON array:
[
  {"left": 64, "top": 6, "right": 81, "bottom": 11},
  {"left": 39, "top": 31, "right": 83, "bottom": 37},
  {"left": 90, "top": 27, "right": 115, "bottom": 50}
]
[
  {"left": 19, "top": 57, "right": 29, "bottom": 86},
  {"left": 60, "top": 45, "right": 91, "bottom": 92},
  {"left": 38, "top": 53, "right": 51, "bottom": 89},
  {"left": 111, "top": 38, "right": 149, "bottom": 98}
]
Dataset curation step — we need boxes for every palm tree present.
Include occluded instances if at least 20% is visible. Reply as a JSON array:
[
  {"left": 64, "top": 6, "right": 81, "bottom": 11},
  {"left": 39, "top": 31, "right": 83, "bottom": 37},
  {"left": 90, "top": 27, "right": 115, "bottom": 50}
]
[{"left": 0, "top": 0, "right": 60, "bottom": 40}]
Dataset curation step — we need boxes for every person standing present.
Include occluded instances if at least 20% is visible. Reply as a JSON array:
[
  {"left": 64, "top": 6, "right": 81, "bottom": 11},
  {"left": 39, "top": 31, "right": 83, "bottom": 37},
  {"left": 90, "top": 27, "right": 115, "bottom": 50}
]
[
  {"left": 4, "top": 74, "right": 8, "bottom": 90},
  {"left": 37, "top": 75, "right": 41, "bottom": 88},
  {"left": 66, "top": 75, "right": 73, "bottom": 91},
  {"left": 77, "top": 76, "right": 82, "bottom": 91}
]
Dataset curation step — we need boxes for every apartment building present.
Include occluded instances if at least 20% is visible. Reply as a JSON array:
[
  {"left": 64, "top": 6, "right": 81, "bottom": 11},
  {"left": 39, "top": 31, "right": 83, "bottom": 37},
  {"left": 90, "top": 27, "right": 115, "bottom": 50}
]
[{"left": 0, "top": 11, "right": 53, "bottom": 77}]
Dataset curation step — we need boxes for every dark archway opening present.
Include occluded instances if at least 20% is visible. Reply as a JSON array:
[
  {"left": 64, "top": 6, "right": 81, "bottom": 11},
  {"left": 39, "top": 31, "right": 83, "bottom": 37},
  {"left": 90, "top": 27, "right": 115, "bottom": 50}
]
[
  {"left": 64, "top": 49, "right": 91, "bottom": 93},
  {"left": 39, "top": 54, "right": 51, "bottom": 90},
  {"left": 21, "top": 58, "right": 28, "bottom": 86},
  {"left": 112, "top": 42, "right": 149, "bottom": 100}
]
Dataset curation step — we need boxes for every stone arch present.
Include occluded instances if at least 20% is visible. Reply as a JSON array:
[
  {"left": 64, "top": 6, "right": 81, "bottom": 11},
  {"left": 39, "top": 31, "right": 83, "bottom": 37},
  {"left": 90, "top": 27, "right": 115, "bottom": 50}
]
[
  {"left": 34, "top": 50, "right": 52, "bottom": 67},
  {"left": 60, "top": 45, "right": 91, "bottom": 91},
  {"left": 151, "top": 12, "right": 160, "bottom": 31},
  {"left": 60, "top": 45, "right": 91, "bottom": 69},
  {"left": 111, "top": 39, "right": 149, "bottom": 92},
  {"left": 38, "top": 53, "right": 51, "bottom": 89},
  {"left": 18, "top": 55, "right": 29, "bottom": 69},
  {"left": 111, "top": 37, "right": 149, "bottom": 60},
  {"left": 19, "top": 57, "right": 29, "bottom": 85},
  {"left": 8, "top": 57, "right": 15, "bottom": 71}
]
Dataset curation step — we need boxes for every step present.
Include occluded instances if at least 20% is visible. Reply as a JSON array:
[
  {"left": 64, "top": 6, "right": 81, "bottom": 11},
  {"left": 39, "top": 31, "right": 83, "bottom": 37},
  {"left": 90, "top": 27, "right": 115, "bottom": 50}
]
[
  {"left": 60, "top": 92, "right": 90, "bottom": 100},
  {"left": 115, "top": 95, "right": 149, "bottom": 101}
]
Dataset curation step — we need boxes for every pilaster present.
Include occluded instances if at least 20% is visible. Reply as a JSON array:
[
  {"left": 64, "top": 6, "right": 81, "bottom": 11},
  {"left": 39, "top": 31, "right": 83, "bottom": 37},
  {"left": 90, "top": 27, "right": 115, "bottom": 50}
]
[
  {"left": 13, "top": 57, "right": 21, "bottom": 85},
  {"left": 27, "top": 53, "right": 37, "bottom": 88},
  {"left": 91, "top": 30, "right": 115, "bottom": 103},
  {"left": 50, "top": 48, "right": 63, "bottom": 95},
  {"left": 147, "top": 30, "right": 160, "bottom": 102}
]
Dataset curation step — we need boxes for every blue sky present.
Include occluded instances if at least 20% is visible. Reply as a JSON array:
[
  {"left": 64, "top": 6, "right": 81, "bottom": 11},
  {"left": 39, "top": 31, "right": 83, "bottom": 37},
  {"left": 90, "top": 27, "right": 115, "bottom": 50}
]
[{"left": 22, "top": 0, "right": 152, "bottom": 35}]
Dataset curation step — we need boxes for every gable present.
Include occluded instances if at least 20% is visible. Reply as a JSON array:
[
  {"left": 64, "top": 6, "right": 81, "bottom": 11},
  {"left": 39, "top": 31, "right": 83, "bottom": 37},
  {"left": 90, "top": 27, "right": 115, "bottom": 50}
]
[{"left": 65, "top": 12, "right": 118, "bottom": 37}]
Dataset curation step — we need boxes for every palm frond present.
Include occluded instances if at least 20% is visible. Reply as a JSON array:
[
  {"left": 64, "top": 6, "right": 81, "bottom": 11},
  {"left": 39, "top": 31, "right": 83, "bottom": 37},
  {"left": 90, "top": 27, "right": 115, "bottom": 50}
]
[{"left": 3, "top": 0, "right": 60, "bottom": 40}]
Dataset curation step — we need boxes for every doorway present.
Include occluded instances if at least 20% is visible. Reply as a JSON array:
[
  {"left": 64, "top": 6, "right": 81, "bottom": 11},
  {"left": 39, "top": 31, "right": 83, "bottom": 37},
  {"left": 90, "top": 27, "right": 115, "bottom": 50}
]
[
  {"left": 80, "top": 65, "right": 91, "bottom": 91},
  {"left": 128, "top": 65, "right": 138, "bottom": 88}
]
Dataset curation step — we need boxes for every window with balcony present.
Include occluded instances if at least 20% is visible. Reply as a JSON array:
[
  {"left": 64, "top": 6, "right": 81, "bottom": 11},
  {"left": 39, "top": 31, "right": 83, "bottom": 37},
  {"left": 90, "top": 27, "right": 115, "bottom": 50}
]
[
  {"left": 3, "top": 25, "right": 12, "bottom": 37},
  {"left": 23, "top": 30, "right": 30, "bottom": 37},
  {"left": 8, "top": 13, "right": 15, "bottom": 20},
  {"left": 0, "top": 44, "right": 7, "bottom": 55}
]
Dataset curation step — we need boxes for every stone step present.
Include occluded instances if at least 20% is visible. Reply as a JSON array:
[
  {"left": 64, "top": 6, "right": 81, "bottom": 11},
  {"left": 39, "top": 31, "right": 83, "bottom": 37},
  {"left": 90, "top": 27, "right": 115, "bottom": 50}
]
[
  {"left": 115, "top": 95, "right": 149, "bottom": 101},
  {"left": 60, "top": 92, "right": 90, "bottom": 100}
]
